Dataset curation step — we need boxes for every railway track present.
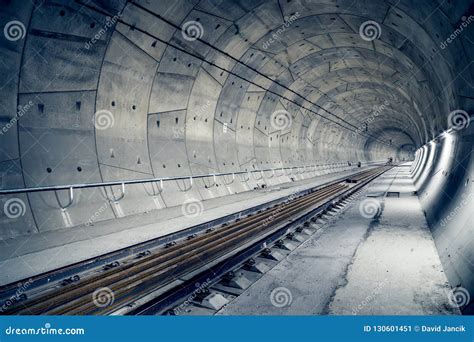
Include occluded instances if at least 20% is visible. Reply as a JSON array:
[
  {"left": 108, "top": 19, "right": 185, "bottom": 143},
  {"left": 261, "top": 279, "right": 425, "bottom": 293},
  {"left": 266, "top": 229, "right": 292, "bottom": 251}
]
[{"left": 0, "top": 166, "right": 390, "bottom": 315}]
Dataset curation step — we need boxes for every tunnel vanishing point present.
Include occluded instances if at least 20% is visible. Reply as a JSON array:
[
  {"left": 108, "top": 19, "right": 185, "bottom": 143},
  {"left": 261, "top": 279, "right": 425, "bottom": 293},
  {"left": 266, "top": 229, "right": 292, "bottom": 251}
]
[{"left": 0, "top": 0, "right": 473, "bottom": 315}]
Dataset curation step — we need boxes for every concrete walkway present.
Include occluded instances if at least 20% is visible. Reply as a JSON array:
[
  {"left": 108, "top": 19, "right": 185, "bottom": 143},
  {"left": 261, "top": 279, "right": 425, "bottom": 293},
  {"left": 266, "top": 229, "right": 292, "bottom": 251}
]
[{"left": 218, "top": 164, "right": 459, "bottom": 315}]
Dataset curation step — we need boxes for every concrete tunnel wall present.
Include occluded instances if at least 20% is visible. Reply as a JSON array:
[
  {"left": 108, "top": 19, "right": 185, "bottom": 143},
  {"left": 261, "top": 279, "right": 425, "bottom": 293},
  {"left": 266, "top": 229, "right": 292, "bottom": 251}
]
[
  {"left": 0, "top": 0, "right": 473, "bottom": 298},
  {"left": 411, "top": 121, "right": 474, "bottom": 314}
]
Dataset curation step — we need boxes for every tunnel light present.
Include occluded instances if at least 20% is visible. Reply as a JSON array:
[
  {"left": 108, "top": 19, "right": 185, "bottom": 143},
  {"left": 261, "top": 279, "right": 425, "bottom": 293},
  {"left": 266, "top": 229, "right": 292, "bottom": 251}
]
[
  {"left": 439, "top": 131, "right": 455, "bottom": 165},
  {"left": 416, "top": 142, "right": 437, "bottom": 187},
  {"left": 427, "top": 126, "right": 456, "bottom": 145},
  {"left": 442, "top": 126, "right": 458, "bottom": 136}
]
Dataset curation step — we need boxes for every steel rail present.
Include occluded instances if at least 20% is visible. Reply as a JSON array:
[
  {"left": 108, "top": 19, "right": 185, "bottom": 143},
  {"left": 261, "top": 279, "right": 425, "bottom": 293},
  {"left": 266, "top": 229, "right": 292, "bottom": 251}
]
[
  {"left": 1, "top": 167, "right": 389, "bottom": 315},
  {"left": 10, "top": 183, "right": 346, "bottom": 315}
]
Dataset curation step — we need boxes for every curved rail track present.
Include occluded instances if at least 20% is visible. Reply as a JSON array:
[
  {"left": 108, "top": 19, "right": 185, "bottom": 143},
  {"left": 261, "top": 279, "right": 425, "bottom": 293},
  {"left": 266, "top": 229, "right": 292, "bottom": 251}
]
[{"left": 0, "top": 166, "right": 390, "bottom": 315}]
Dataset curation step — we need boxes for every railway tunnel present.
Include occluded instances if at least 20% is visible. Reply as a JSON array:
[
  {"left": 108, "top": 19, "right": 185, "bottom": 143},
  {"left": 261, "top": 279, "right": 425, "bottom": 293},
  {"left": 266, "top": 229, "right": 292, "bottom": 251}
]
[{"left": 0, "top": 0, "right": 473, "bottom": 315}]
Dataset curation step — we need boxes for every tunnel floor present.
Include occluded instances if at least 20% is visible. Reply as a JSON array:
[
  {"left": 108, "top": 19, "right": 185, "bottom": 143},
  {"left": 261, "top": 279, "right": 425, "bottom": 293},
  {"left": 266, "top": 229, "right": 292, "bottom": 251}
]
[{"left": 217, "top": 164, "right": 458, "bottom": 315}]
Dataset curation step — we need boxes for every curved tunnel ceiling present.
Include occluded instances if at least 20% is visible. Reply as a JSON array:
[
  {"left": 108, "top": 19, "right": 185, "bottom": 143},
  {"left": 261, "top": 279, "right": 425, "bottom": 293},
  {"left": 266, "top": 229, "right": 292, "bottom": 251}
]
[{"left": 0, "top": 0, "right": 473, "bottom": 237}]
